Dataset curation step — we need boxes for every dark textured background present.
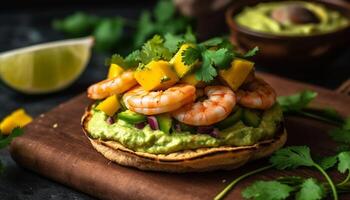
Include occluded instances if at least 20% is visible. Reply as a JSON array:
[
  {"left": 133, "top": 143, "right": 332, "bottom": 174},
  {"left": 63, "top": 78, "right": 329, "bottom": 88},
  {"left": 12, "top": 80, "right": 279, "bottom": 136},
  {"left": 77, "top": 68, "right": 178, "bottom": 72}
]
[{"left": 0, "top": 1, "right": 349, "bottom": 199}]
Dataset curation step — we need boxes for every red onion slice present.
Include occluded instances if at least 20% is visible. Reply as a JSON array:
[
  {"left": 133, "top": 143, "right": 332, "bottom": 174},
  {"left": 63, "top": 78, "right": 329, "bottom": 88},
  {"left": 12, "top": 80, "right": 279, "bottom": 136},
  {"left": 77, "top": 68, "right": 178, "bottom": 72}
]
[
  {"left": 135, "top": 122, "right": 146, "bottom": 129},
  {"left": 106, "top": 116, "right": 114, "bottom": 125},
  {"left": 147, "top": 116, "right": 159, "bottom": 130}
]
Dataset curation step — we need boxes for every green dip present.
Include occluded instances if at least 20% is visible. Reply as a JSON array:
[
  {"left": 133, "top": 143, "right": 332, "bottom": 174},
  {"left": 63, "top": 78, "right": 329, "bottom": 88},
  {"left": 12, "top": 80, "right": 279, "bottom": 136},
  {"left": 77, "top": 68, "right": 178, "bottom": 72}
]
[
  {"left": 235, "top": 1, "right": 349, "bottom": 35},
  {"left": 87, "top": 104, "right": 283, "bottom": 154}
]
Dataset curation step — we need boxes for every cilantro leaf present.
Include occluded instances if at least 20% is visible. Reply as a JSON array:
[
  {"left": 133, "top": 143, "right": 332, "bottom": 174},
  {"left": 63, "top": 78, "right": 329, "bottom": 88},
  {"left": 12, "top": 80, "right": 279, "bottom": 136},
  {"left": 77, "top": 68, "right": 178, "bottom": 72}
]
[
  {"left": 270, "top": 146, "right": 315, "bottom": 169},
  {"left": 244, "top": 46, "right": 259, "bottom": 58},
  {"left": 124, "top": 50, "right": 141, "bottom": 67},
  {"left": 195, "top": 51, "right": 217, "bottom": 82},
  {"left": 296, "top": 178, "right": 325, "bottom": 200},
  {"left": 154, "top": 0, "right": 175, "bottom": 23},
  {"left": 182, "top": 46, "right": 201, "bottom": 65},
  {"left": 164, "top": 33, "right": 185, "bottom": 53},
  {"left": 109, "top": 54, "right": 125, "bottom": 66},
  {"left": 200, "top": 37, "right": 223, "bottom": 47},
  {"left": 318, "top": 155, "right": 337, "bottom": 170},
  {"left": 329, "top": 128, "right": 350, "bottom": 144},
  {"left": 134, "top": 11, "right": 156, "bottom": 47},
  {"left": 337, "top": 151, "right": 350, "bottom": 173},
  {"left": 277, "top": 90, "right": 318, "bottom": 112},
  {"left": 242, "top": 180, "right": 293, "bottom": 200},
  {"left": 184, "top": 26, "right": 196, "bottom": 43},
  {"left": 217, "top": 39, "right": 235, "bottom": 52},
  {"left": 93, "top": 18, "right": 124, "bottom": 52},
  {"left": 206, "top": 48, "right": 233, "bottom": 69},
  {"left": 52, "top": 12, "right": 100, "bottom": 37},
  {"left": 0, "top": 128, "right": 24, "bottom": 149},
  {"left": 139, "top": 35, "right": 172, "bottom": 64}
]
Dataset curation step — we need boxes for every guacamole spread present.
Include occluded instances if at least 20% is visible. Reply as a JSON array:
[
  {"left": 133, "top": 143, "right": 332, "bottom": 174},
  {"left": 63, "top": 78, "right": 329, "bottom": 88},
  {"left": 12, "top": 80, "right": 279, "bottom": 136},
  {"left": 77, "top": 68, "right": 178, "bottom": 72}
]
[
  {"left": 87, "top": 104, "right": 283, "bottom": 154},
  {"left": 235, "top": 1, "right": 349, "bottom": 35}
]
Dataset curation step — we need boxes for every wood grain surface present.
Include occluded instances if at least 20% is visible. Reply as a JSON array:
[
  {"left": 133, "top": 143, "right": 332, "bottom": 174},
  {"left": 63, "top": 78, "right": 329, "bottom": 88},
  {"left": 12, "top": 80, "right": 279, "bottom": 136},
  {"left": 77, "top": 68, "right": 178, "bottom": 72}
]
[{"left": 9, "top": 73, "right": 350, "bottom": 200}]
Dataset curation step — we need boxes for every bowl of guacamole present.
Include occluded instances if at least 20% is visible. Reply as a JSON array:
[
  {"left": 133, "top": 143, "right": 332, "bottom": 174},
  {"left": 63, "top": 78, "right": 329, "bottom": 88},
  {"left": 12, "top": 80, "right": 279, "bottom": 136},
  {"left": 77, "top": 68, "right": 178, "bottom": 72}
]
[{"left": 226, "top": 0, "right": 350, "bottom": 69}]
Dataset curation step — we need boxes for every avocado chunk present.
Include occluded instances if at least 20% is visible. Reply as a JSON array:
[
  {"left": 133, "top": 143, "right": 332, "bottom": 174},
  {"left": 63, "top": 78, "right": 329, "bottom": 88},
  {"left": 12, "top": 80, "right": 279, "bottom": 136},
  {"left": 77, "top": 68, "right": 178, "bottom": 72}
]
[
  {"left": 156, "top": 114, "right": 172, "bottom": 134},
  {"left": 216, "top": 108, "right": 243, "bottom": 130},
  {"left": 242, "top": 109, "right": 261, "bottom": 127},
  {"left": 118, "top": 110, "right": 147, "bottom": 124}
]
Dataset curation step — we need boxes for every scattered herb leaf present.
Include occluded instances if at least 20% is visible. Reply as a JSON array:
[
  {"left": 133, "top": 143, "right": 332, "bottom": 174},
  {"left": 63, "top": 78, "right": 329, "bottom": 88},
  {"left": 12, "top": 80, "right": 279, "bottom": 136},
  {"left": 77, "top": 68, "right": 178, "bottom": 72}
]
[
  {"left": 319, "top": 155, "right": 338, "bottom": 170},
  {"left": 0, "top": 128, "right": 24, "bottom": 149},
  {"left": 296, "top": 178, "right": 325, "bottom": 200},
  {"left": 277, "top": 90, "right": 317, "bottom": 112},
  {"left": 243, "top": 46, "right": 259, "bottom": 58},
  {"left": 242, "top": 180, "right": 294, "bottom": 200}
]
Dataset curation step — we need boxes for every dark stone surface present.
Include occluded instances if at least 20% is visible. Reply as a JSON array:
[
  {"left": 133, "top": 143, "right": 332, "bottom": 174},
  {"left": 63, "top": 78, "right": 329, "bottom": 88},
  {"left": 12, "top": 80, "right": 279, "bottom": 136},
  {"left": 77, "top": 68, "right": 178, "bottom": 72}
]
[{"left": 0, "top": 2, "right": 349, "bottom": 200}]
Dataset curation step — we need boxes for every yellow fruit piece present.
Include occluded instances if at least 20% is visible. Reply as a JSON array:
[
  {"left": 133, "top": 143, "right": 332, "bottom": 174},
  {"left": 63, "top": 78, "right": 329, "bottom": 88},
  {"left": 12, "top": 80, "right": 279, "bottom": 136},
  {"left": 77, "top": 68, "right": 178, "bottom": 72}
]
[
  {"left": 170, "top": 43, "right": 196, "bottom": 78},
  {"left": 96, "top": 95, "right": 120, "bottom": 116},
  {"left": 107, "top": 64, "right": 124, "bottom": 79},
  {"left": 0, "top": 109, "right": 32, "bottom": 135},
  {"left": 180, "top": 73, "right": 204, "bottom": 87},
  {"left": 219, "top": 58, "right": 254, "bottom": 91},
  {"left": 135, "top": 60, "right": 179, "bottom": 91}
]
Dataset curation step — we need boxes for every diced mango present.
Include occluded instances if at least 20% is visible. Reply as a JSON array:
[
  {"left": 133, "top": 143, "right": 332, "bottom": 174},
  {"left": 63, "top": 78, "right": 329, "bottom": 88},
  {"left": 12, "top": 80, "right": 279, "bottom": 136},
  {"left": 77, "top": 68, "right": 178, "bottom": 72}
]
[
  {"left": 134, "top": 60, "right": 179, "bottom": 91},
  {"left": 219, "top": 58, "right": 254, "bottom": 91},
  {"left": 107, "top": 64, "right": 124, "bottom": 79},
  {"left": 96, "top": 95, "right": 120, "bottom": 116},
  {"left": 170, "top": 43, "right": 196, "bottom": 78},
  {"left": 180, "top": 73, "right": 204, "bottom": 87},
  {"left": 0, "top": 109, "right": 32, "bottom": 135}
]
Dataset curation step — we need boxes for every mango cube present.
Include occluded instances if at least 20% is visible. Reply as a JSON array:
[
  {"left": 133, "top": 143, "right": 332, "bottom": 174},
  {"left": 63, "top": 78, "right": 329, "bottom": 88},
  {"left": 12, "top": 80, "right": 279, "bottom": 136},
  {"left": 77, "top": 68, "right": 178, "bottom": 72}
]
[
  {"left": 134, "top": 60, "right": 179, "bottom": 91},
  {"left": 96, "top": 95, "right": 120, "bottom": 116},
  {"left": 180, "top": 73, "right": 204, "bottom": 87},
  {"left": 107, "top": 64, "right": 124, "bottom": 79},
  {"left": 219, "top": 58, "right": 254, "bottom": 91},
  {"left": 0, "top": 109, "right": 32, "bottom": 135},
  {"left": 170, "top": 44, "right": 195, "bottom": 78}
]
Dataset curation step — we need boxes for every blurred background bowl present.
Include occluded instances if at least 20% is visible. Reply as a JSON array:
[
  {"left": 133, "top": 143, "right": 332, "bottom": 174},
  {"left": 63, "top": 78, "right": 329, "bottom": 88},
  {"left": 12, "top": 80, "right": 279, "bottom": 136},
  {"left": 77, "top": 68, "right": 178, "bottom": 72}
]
[{"left": 226, "top": 0, "right": 350, "bottom": 72}]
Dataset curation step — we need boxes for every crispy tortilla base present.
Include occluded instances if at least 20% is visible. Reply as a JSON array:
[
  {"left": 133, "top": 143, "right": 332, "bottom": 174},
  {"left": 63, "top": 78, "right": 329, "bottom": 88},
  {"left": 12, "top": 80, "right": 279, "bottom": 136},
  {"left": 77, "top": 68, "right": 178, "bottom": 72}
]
[{"left": 81, "top": 107, "right": 287, "bottom": 172}]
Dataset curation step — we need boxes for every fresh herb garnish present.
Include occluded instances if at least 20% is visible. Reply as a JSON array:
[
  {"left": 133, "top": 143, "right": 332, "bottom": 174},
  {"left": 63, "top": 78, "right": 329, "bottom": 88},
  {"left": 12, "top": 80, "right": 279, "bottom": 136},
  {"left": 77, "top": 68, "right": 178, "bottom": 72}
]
[
  {"left": 181, "top": 38, "right": 258, "bottom": 82},
  {"left": 53, "top": 0, "right": 190, "bottom": 52},
  {"left": 277, "top": 90, "right": 344, "bottom": 126},
  {"left": 0, "top": 128, "right": 24, "bottom": 173},
  {"left": 329, "top": 117, "right": 350, "bottom": 151},
  {"left": 241, "top": 180, "right": 294, "bottom": 200},
  {"left": 215, "top": 90, "right": 350, "bottom": 200}
]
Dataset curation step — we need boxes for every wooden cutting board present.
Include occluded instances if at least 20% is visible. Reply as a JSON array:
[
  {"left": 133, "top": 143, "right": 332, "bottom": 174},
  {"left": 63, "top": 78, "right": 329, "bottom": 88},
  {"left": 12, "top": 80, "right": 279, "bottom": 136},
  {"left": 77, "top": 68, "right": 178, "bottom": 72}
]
[{"left": 10, "top": 73, "right": 350, "bottom": 200}]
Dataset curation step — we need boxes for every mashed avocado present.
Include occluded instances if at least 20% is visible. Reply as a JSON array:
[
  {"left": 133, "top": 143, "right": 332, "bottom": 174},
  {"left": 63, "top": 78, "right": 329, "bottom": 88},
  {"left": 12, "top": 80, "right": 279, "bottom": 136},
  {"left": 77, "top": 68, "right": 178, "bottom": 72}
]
[
  {"left": 87, "top": 104, "right": 283, "bottom": 154},
  {"left": 235, "top": 1, "right": 349, "bottom": 35}
]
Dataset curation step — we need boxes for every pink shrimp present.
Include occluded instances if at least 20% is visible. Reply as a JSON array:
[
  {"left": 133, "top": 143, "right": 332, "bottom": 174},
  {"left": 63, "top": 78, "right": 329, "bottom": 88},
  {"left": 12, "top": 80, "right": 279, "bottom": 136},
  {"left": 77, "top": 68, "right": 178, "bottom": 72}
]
[
  {"left": 87, "top": 70, "right": 137, "bottom": 100},
  {"left": 172, "top": 86, "right": 236, "bottom": 126},
  {"left": 236, "top": 77, "right": 276, "bottom": 110},
  {"left": 123, "top": 84, "right": 196, "bottom": 115}
]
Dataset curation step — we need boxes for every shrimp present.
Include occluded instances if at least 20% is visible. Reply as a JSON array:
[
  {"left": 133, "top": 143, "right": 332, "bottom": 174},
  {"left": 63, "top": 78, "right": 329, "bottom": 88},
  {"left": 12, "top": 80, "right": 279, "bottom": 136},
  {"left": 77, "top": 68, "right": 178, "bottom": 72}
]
[
  {"left": 123, "top": 84, "right": 196, "bottom": 115},
  {"left": 236, "top": 77, "right": 276, "bottom": 110},
  {"left": 172, "top": 86, "right": 236, "bottom": 126},
  {"left": 87, "top": 70, "right": 137, "bottom": 100}
]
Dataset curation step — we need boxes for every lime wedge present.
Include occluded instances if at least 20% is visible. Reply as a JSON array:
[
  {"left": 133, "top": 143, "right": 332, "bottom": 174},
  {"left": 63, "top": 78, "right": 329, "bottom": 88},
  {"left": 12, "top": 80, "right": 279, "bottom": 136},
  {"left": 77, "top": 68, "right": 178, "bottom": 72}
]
[{"left": 0, "top": 37, "right": 94, "bottom": 94}]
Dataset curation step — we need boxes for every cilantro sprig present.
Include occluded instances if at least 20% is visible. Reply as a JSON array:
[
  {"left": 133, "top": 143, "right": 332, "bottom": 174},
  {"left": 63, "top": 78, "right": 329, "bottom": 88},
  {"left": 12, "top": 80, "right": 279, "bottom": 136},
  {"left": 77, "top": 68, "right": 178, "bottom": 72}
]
[
  {"left": 181, "top": 38, "right": 259, "bottom": 82},
  {"left": 215, "top": 90, "right": 350, "bottom": 200},
  {"left": 277, "top": 90, "right": 344, "bottom": 126},
  {"left": 0, "top": 128, "right": 24, "bottom": 173}
]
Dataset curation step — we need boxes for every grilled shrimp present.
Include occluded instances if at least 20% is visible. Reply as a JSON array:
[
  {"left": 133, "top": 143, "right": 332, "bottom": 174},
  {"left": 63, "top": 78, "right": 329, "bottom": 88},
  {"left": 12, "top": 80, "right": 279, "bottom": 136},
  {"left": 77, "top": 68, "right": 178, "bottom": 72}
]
[
  {"left": 236, "top": 77, "right": 276, "bottom": 110},
  {"left": 172, "top": 86, "right": 236, "bottom": 126},
  {"left": 123, "top": 84, "right": 196, "bottom": 115},
  {"left": 87, "top": 70, "right": 137, "bottom": 100}
]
